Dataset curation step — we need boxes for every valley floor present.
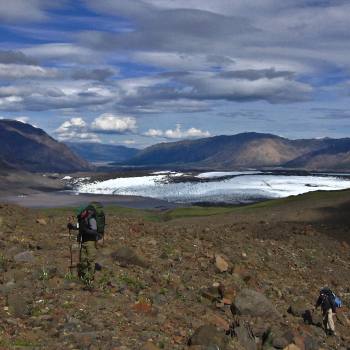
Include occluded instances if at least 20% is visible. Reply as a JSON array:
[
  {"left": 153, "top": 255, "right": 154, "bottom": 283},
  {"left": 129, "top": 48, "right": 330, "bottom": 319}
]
[{"left": 0, "top": 190, "right": 350, "bottom": 349}]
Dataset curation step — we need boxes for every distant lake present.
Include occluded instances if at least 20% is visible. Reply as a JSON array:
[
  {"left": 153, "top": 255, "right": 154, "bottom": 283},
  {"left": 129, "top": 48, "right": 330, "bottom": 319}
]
[{"left": 74, "top": 171, "right": 350, "bottom": 205}]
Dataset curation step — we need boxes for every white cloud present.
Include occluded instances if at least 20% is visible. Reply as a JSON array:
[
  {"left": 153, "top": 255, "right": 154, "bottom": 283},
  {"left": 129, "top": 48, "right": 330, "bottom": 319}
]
[
  {"left": 15, "top": 116, "right": 30, "bottom": 123},
  {"left": 91, "top": 113, "right": 137, "bottom": 134},
  {"left": 55, "top": 113, "right": 138, "bottom": 142},
  {"left": 185, "top": 127, "right": 211, "bottom": 138},
  {"left": 0, "top": 63, "right": 57, "bottom": 79},
  {"left": 145, "top": 124, "right": 210, "bottom": 139},
  {"left": 22, "top": 43, "right": 99, "bottom": 63},
  {"left": 55, "top": 117, "right": 101, "bottom": 143},
  {"left": 144, "top": 128, "right": 164, "bottom": 137},
  {"left": 56, "top": 117, "right": 86, "bottom": 133},
  {"left": 0, "top": 0, "right": 48, "bottom": 22},
  {"left": 123, "top": 140, "right": 136, "bottom": 145}
]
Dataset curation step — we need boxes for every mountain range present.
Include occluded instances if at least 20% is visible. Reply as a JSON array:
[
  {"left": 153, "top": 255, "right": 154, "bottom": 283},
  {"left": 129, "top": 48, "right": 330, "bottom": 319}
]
[
  {"left": 0, "top": 119, "right": 90, "bottom": 172},
  {"left": 66, "top": 142, "right": 139, "bottom": 164},
  {"left": 124, "top": 132, "right": 350, "bottom": 171},
  {"left": 2, "top": 119, "right": 350, "bottom": 172}
]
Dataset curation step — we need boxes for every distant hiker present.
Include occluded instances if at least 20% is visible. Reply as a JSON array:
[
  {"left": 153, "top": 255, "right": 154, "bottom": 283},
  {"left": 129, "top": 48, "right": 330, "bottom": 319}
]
[
  {"left": 67, "top": 202, "right": 105, "bottom": 285},
  {"left": 314, "top": 287, "right": 341, "bottom": 336}
]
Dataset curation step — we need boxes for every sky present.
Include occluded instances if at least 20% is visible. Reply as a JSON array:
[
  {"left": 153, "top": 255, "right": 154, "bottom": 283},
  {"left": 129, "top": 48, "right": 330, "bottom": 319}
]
[{"left": 1, "top": 0, "right": 350, "bottom": 148}]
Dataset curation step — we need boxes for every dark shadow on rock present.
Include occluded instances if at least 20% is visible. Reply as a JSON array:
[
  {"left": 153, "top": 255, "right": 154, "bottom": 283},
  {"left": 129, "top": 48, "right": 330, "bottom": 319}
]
[{"left": 303, "top": 309, "right": 313, "bottom": 324}]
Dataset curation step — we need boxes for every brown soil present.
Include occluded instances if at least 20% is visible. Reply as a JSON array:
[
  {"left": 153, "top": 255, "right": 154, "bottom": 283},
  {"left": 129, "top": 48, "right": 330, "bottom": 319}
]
[{"left": 0, "top": 190, "right": 350, "bottom": 349}]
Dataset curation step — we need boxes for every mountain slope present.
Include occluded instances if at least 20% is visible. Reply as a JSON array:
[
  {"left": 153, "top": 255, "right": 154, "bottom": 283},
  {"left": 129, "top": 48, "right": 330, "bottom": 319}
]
[
  {"left": 66, "top": 142, "right": 139, "bottom": 163},
  {"left": 125, "top": 133, "right": 350, "bottom": 170},
  {"left": 127, "top": 133, "right": 278, "bottom": 166},
  {"left": 0, "top": 119, "right": 91, "bottom": 172},
  {"left": 125, "top": 133, "right": 321, "bottom": 169},
  {"left": 285, "top": 139, "right": 350, "bottom": 170}
]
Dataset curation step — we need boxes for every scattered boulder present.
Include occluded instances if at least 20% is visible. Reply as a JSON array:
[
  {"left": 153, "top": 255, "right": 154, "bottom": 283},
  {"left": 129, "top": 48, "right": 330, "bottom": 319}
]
[
  {"left": 231, "top": 288, "right": 278, "bottom": 318},
  {"left": 215, "top": 254, "right": 229, "bottom": 273},
  {"left": 188, "top": 325, "right": 228, "bottom": 349},
  {"left": 111, "top": 247, "right": 148, "bottom": 268},
  {"left": 304, "top": 334, "right": 320, "bottom": 350},
  {"left": 200, "top": 286, "right": 221, "bottom": 302},
  {"left": 273, "top": 336, "right": 289, "bottom": 349},
  {"left": 14, "top": 250, "right": 35, "bottom": 263},
  {"left": 7, "top": 291, "right": 33, "bottom": 318},
  {"left": 235, "top": 322, "right": 257, "bottom": 350},
  {"left": 288, "top": 300, "right": 307, "bottom": 317}
]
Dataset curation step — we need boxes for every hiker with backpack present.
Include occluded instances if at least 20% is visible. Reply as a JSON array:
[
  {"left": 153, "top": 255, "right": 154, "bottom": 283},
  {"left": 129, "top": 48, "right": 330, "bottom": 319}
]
[
  {"left": 314, "top": 287, "right": 341, "bottom": 336},
  {"left": 67, "top": 202, "right": 105, "bottom": 286}
]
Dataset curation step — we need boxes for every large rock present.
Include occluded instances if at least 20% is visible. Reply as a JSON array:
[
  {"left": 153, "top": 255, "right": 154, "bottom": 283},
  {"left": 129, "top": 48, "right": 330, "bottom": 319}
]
[
  {"left": 231, "top": 288, "right": 278, "bottom": 318},
  {"left": 14, "top": 250, "right": 35, "bottom": 263},
  {"left": 288, "top": 300, "right": 307, "bottom": 317},
  {"left": 7, "top": 291, "right": 33, "bottom": 318},
  {"left": 111, "top": 247, "right": 148, "bottom": 268},
  {"left": 188, "top": 325, "right": 228, "bottom": 349},
  {"left": 235, "top": 322, "right": 257, "bottom": 350}
]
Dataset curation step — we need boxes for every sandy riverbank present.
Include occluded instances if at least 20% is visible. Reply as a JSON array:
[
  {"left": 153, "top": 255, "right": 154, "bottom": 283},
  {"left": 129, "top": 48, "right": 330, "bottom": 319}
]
[{"left": 0, "top": 191, "right": 179, "bottom": 209}]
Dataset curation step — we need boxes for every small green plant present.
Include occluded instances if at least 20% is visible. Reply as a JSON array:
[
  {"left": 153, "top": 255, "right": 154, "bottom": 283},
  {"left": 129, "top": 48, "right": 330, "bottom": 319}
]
[
  {"left": 39, "top": 267, "right": 49, "bottom": 281},
  {"left": 119, "top": 273, "right": 145, "bottom": 291},
  {"left": 175, "top": 290, "right": 186, "bottom": 302},
  {"left": 64, "top": 272, "right": 77, "bottom": 281},
  {"left": 159, "top": 287, "right": 168, "bottom": 295},
  {"left": 13, "top": 339, "right": 39, "bottom": 347},
  {"left": 97, "top": 270, "right": 114, "bottom": 291},
  {"left": 0, "top": 254, "right": 8, "bottom": 270},
  {"left": 62, "top": 300, "right": 75, "bottom": 309}
]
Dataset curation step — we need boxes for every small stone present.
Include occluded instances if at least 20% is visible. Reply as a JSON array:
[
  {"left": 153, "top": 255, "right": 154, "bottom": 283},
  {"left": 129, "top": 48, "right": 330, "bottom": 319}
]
[
  {"left": 36, "top": 218, "right": 47, "bottom": 225},
  {"left": 141, "top": 342, "right": 160, "bottom": 350},
  {"left": 215, "top": 254, "right": 229, "bottom": 273},
  {"left": 132, "top": 301, "right": 153, "bottom": 314},
  {"left": 222, "top": 298, "right": 232, "bottom": 305},
  {"left": 208, "top": 314, "right": 230, "bottom": 331},
  {"left": 200, "top": 288, "right": 220, "bottom": 302},
  {"left": 283, "top": 345, "right": 301, "bottom": 350}
]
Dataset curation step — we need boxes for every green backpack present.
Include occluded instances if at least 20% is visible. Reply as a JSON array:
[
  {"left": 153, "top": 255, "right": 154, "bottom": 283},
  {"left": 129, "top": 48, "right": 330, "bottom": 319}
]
[{"left": 86, "top": 202, "right": 105, "bottom": 236}]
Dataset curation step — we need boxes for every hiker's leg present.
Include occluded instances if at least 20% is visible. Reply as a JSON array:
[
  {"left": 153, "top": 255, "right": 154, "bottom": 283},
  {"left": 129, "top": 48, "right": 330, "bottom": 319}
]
[
  {"left": 322, "top": 312, "right": 328, "bottom": 331},
  {"left": 78, "top": 244, "right": 88, "bottom": 278},
  {"left": 327, "top": 309, "right": 335, "bottom": 333},
  {"left": 85, "top": 240, "right": 97, "bottom": 280}
]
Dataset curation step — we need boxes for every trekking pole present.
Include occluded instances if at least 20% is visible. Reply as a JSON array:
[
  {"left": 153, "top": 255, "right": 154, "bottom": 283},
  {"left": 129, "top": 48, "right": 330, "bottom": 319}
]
[
  {"left": 69, "top": 227, "right": 73, "bottom": 272},
  {"left": 68, "top": 216, "right": 74, "bottom": 273}
]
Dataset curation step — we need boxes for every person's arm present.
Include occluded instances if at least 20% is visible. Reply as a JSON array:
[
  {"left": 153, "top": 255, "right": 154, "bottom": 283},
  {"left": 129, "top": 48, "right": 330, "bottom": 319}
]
[
  {"left": 315, "top": 295, "right": 322, "bottom": 309},
  {"left": 67, "top": 222, "right": 78, "bottom": 230}
]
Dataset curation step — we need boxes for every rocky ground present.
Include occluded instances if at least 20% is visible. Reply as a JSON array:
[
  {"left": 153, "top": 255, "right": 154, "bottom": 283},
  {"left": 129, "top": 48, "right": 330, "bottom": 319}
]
[{"left": 1, "top": 190, "right": 350, "bottom": 349}]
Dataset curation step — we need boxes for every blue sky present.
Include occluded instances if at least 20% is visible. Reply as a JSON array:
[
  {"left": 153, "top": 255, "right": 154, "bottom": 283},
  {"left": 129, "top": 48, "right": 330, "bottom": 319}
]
[{"left": 1, "top": 0, "right": 350, "bottom": 148}]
